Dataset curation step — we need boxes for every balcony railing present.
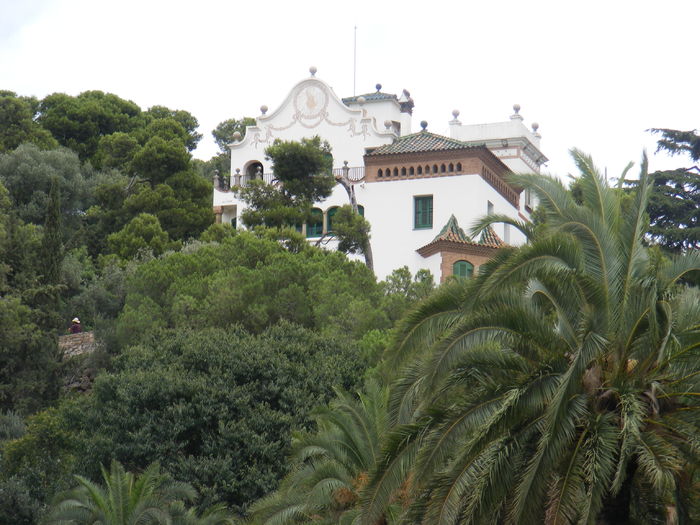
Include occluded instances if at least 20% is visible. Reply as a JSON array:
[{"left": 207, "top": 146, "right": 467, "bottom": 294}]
[{"left": 215, "top": 167, "right": 365, "bottom": 190}]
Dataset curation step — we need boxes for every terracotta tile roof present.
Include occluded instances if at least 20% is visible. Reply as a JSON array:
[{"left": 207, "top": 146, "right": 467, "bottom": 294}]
[
  {"left": 365, "top": 131, "right": 482, "bottom": 156},
  {"left": 342, "top": 92, "right": 398, "bottom": 104}
]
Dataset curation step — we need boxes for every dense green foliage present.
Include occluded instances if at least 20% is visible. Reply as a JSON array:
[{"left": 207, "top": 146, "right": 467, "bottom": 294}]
[
  {"left": 5, "top": 324, "right": 369, "bottom": 515},
  {"left": 115, "top": 231, "right": 390, "bottom": 344},
  {"left": 0, "top": 91, "right": 57, "bottom": 153},
  {"left": 45, "top": 460, "right": 199, "bottom": 525},
  {"left": 249, "top": 381, "right": 399, "bottom": 525},
  {"left": 239, "top": 137, "right": 334, "bottom": 229},
  {"left": 645, "top": 128, "right": 700, "bottom": 253}
]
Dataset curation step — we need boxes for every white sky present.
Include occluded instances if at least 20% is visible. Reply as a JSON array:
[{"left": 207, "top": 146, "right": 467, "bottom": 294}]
[{"left": 1, "top": 0, "right": 698, "bottom": 179}]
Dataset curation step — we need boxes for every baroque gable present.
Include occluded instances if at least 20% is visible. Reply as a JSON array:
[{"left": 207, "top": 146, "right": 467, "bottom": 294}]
[{"left": 233, "top": 77, "right": 396, "bottom": 160}]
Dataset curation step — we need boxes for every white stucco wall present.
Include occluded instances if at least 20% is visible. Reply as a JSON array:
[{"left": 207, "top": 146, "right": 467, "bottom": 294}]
[{"left": 301, "top": 173, "right": 526, "bottom": 281}]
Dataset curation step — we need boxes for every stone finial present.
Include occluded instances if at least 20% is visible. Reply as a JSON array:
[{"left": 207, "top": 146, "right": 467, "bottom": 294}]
[
  {"left": 384, "top": 120, "right": 392, "bottom": 130},
  {"left": 309, "top": 66, "right": 317, "bottom": 77},
  {"left": 357, "top": 96, "right": 366, "bottom": 105},
  {"left": 376, "top": 83, "right": 382, "bottom": 92},
  {"left": 510, "top": 104, "right": 523, "bottom": 121},
  {"left": 420, "top": 120, "right": 428, "bottom": 131},
  {"left": 452, "top": 109, "right": 460, "bottom": 119},
  {"left": 232, "top": 131, "right": 242, "bottom": 142},
  {"left": 260, "top": 105, "right": 268, "bottom": 115},
  {"left": 532, "top": 122, "right": 541, "bottom": 138}
]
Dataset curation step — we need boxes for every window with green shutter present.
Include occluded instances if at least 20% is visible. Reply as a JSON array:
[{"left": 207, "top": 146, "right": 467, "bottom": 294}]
[
  {"left": 453, "top": 260, "right": 474, "bottom": 279},
  {"left": 306, "top": 208, "right": 324, "bottom": 237},
  {"left": 414, "top": 196, "right": 433, "bottom": 229},
  {"left": 327, "top": 206, "right": 339, "bottom": 232}
]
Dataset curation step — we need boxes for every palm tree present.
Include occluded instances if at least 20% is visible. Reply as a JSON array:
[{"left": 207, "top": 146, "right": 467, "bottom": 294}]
[
  {"left": 249, "top": 381, "right": 400, "bottom": 524},
  {"left": 361, "top": 150, "right": 700, "bottom": 524},
  {"left": 44, "top": 460, "right": 198, "bottom": 524}
]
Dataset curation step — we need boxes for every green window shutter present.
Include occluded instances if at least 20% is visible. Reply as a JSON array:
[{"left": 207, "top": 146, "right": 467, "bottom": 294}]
[
  {"left": 307, "top": 208, "right": 324, "bottom": 238},
  {"left": 358, "top": 205, "right": 365, "bottom": 217},
  {"left": 327, "top": 207, "right": 338, "bottom": 231},
  {"left": 453, "top": 260, "right": 474, "bottom": 279},
  {"left": 414, "top": 196, "right": 433, "bottom": 229}
]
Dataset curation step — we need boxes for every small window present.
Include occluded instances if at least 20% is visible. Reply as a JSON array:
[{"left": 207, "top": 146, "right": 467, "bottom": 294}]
[
  {"left": 425, "top": 165, "right": 430, "bottom": 174},
  {"left": 327, "top": 206, "right": 339, "bottom": 232},
  {"left": 378, "top": 168, "right": 383, "bottom": 178},
  {"left": 432, "top": 164, "right": 438, "bottom": 174},
  {"left": 307, "top": 208, "right": 324, "bottom": 237},
  {"left": 409, "top": 166, "right": 415, "bottom": 175},
  {"left": 358, "top": 205, "right": 365, "bottom": 216},
  {"left": 448, "top": 163, "right": 454, "bottom": 172},
  {"left": 393, "top": 167, "right": 399, "bottom": 177},
  {"left": 440, "top": 164, "right": 446, "bottom": 173},
  {"left": 401, "top": 167, "right": 407, "bottom": 176},
  {"left": 487, "top": 201, "right": 494, "bottom": 215},
  {"left": 453, "top": 260, "right": 474, "bottom": 279},
  {"left": 414, "top": 196, "right": 433, "bottom": 229},
  {"left": 417, "top": 166, "right": 423, "bottom": 175},
  {"left": 456, "top": 162, "right": 462, "bottom": 172},
  {"left": 231, "top": 216, "right": 237, "bottom": 229}
]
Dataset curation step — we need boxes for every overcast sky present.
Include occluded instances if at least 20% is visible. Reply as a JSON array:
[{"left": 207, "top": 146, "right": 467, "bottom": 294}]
[{"left": 1, "top": 0, "right": 697, "bottom": 179}]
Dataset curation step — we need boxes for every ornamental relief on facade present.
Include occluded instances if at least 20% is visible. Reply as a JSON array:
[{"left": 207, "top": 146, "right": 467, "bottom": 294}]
[{"left": 249, "top": 83, "right": 371, "bottom": 149}]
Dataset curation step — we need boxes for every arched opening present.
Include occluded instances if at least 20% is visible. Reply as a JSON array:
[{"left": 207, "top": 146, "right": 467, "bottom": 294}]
[
  {"left": 425, "top": 165, "right": 430, "bottom": 174},
  {"left": 378, "top": 168, "right": 383, "bottom": 178},
  {"left": 401, "top": 167, "right": 407, "bottom": 176},
  {"left": 393, "top": 167, "right": 399, "bottom": 177},
  {"left": 440, "top": 164, "right": 446, "bottom": 173},
  {"left": 417, "top": 166, "right": 423, "bottom": 175},
  {"left": 306, "top": 208, "right": 324, "bottom": 238},
  {"left": 453, "top": 260, "right": 474, "bottom": 279},
  {"left": 456, "top": 162, "right": 462, "bottom": 172},
  {"left": 245, "top": 161, "right": 264, "bottom": 182},
  {"left": 432, "top": 164, "right": 439, "bottom": 174},
  {"left": 327, "top": 206, "right": 339, "bottom": 232},
  {"left": 409, "top": 166, "right": 415, "bottom": 175},
  {"left": 448, "top": 163, "right": 454, "bottom": 172}
]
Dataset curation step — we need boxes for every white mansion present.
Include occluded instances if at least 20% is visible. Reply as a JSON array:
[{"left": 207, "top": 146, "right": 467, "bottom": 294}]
[{"left": 212, "top": 67, "right": 547, "bottom": 282}]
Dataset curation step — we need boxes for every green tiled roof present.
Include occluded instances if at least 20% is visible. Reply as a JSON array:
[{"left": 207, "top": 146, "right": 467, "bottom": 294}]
[
  {"left": 366, "top": 131, "right": 482, "bottom": 156},
  {"left": 430, "top": 216, "right": 505, "bottom": 248},
  {"left": 342, "top": 92, "right": 398, "bottom": 104},
  {"left": 479, "top": 226, "right": 505, "bottom": 248},
  {"left": 432, "top": 215, "right": 472, "bottom": 243}
]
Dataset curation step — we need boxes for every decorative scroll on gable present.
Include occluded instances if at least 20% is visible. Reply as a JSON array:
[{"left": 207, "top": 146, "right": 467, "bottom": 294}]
[{"left": 246, "top": 78, "right": 387, "bottom": 150}]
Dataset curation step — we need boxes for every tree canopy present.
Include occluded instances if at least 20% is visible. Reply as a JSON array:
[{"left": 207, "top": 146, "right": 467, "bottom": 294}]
[{"left": 645, "top": 128, "right": 700, "bottom": 253}]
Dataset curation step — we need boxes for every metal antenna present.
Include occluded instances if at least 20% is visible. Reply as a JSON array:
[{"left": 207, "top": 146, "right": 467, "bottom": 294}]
[{"left": 353, "top": 25, "right": 357, "bottom": 96}]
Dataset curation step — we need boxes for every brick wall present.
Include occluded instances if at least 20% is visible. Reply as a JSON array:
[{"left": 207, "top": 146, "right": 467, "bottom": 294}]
[{"left": 440, "top": 251, "right": 493, "bottom": 283}]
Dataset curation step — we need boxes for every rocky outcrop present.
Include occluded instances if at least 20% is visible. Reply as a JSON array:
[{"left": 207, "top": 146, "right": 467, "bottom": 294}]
[{"left": 58, "top": 331, "right": 96, "bottom": 359}]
